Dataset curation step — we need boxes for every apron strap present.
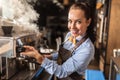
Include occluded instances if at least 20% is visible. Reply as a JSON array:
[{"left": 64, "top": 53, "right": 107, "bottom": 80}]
[{"left": 71, "top": 35, "right": 88, "bottom": 53}]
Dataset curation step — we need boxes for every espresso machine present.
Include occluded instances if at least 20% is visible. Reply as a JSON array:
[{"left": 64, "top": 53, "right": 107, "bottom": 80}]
[{"left": 0, "top": 33, "right": 37, "bottom": 80}]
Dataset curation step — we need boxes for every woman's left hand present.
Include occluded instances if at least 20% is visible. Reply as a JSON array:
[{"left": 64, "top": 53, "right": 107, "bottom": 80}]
[
  {"left": 20, "top": 46, "right": 37, "bottom": 57},
  {"left": 20, "top": 45, "right": 44, "bottom": 64}
]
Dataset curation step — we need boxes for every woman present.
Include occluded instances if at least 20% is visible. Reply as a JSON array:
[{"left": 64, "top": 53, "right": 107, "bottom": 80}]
[{"left": 21, "top": 2, "right": 96, "bottom": 80}]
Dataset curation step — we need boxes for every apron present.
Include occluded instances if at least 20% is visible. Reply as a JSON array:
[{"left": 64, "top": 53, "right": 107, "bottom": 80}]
[{"left": 56, "top": 35, "right": 88, "bottom": 80}]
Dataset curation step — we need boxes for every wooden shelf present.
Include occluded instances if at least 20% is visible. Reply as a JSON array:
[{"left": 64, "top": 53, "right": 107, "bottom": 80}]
[{"left": 95, "top": 0, "right": 120, "bottom": 79}]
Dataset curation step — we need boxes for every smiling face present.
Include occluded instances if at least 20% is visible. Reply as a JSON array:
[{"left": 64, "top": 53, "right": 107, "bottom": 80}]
[{"left": 68, "top": 9, "right": 91, "bottom": 37}]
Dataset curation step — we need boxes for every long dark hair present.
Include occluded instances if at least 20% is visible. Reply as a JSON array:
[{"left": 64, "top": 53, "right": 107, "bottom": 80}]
[{"left": 69, "top": 2, "right": 96, "bottom": 43}]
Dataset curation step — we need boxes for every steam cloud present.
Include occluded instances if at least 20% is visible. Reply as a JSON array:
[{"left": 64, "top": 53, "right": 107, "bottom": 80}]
[{"left": 0, "top": 0, "right": 39, "bottom": 33}]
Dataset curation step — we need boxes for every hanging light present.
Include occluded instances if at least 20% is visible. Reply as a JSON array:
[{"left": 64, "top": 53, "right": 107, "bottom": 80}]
[
  {"left": 53, "top": 0, "right": 58, "bottom": 4},
  {"left": 96, "top": 0, "right": 105, "bottom": 9},
  {"left": 63, "top": 0, "right": 69, "bottom": 5}
]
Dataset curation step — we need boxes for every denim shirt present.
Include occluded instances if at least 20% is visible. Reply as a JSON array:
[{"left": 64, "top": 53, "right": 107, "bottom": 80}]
[{"left": 41, "top": 32, "right": 95, "bottom": 78}]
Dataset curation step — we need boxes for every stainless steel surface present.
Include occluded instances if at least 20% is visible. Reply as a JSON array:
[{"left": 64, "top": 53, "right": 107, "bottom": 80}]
[
  {"left": 0, "top": 57, "right": 16, "bottom": 80},
  {"left": 0, "top": 33, "right": 36, "bottom": 57},
  {"left": 9, "top": 69, "right": 37, "bottom": 80},
  {"left": 0, "top": 37, "right": 14, "bottom": 57},
  {"left": 0, "top": 33, "right": 37, "bottom": 79}
]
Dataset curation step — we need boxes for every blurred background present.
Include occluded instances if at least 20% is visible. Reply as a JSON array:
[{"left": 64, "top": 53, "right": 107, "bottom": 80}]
[{"left": 1, "top": 0, "right": 120, "bottom": 80}]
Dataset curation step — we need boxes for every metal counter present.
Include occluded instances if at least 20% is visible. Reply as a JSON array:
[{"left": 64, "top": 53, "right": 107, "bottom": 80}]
[{"left": 9, "top": 69, "right": 37, "bottom": 80}]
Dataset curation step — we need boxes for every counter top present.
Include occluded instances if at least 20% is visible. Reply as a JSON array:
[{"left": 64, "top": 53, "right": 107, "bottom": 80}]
[
  {"left": 9, "top": 67, "right": 52, "bottom": 80},
  {"left": 9, "top": 69, "right": 37, "bottom": 80}
]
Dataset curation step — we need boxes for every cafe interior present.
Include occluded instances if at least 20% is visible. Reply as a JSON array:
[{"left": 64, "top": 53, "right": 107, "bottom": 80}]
[{"left": 0, "top": 0, "right": 120, "bottom": 80}]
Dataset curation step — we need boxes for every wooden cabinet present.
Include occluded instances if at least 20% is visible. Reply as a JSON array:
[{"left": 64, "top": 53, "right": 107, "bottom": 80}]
[
  {"left": 105, "top": 0, "right": 120, "bottom": 78},
  {"left": 95, "top": 0, "right": 120, "bottom": 79}
]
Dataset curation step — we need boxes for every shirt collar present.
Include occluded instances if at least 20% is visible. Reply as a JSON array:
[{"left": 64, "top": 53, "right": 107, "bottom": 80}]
[
  {"left": 75, "top": 33, "right": 87, "bottom": 42},
  {"left": 64, "top": 32, "right": 87, "bottom": 43}
]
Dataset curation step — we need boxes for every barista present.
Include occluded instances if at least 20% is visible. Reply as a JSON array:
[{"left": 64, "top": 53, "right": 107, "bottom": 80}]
[{"left": 21, "top": 2, "right": 96, "bottom": 80}]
